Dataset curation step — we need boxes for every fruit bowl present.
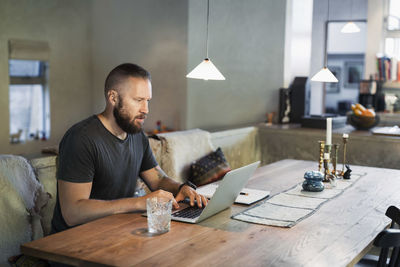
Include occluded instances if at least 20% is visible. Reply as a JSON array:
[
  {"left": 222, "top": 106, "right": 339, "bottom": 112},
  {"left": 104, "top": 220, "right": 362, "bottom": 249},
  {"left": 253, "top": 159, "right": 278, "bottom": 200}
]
[{"left": 347, "top": 113, "right": 380, "bottom": 130}]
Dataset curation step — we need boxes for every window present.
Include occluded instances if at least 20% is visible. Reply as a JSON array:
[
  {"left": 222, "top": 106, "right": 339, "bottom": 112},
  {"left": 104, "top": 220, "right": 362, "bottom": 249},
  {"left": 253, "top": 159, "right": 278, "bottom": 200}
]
[
  {"left": 385, "top": 37, "right": 400, "bottom": 59},
  {"left": 387, "top": 0, "right": 400, "bottom": 30},
  {"left": 8, "top": 39, "right": 50, "bottom": 144},
  {"left": 382, "top": 0, "right": 400, "bottom": 82},
  {"left": 384, "top": 0, "right": 400, "bottom": 58}
]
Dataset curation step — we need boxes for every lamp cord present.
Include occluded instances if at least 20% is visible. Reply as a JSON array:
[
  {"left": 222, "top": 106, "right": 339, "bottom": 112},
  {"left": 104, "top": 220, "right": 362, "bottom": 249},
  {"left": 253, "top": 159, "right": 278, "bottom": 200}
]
[
  {"left": 327, "top": 0, "right": 330, "bottom": 21},
  {"left": 324, "top": 0, "right": 330, "bottom": 67},
  {"left": 206, "top": 0, "right": 210, "bottom": 59},
  {"left": 351, "top": 0, "right": 353, "bottom": 20}
]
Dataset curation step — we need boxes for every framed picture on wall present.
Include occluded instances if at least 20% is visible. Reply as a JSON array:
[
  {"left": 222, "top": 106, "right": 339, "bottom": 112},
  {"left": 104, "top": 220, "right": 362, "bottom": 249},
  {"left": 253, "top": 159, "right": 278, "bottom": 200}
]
[
  {"left": 326, "top": 65, "right": 341, "bottom": 93},
  {"left": 344, "top": 61, "right": 363, "bottom": 88}
]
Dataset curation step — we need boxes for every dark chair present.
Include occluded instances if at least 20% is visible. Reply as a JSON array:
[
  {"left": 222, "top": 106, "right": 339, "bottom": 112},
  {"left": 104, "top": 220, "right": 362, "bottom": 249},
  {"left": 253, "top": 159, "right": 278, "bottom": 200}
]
[
  {"left": 374, "top": 228, "right": 400, "bottom": 267},
  {"left": 357, "top": 206, "right": 400, "bottom": 267},
  {"left": 386, "top": 206, "right": 400, "bottom": 228}
]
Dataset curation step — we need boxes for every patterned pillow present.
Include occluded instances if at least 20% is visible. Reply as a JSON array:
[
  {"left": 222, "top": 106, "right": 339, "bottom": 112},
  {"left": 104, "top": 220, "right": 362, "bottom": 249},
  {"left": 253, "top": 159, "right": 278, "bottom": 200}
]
[{"left": 189, "top": 148, "right": 231, "bottom": 186}]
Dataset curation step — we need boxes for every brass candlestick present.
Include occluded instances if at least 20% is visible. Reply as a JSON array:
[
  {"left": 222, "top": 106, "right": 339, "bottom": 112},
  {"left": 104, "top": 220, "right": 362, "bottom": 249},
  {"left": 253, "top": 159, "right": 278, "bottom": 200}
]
[
  {"left": 325, "top": 144, "right": 332, "bottom": 160},
  {"left": 323, "top": 157, "right": 336, "bottom": 187},
  {"left": 318, "top": 141, "right": 325, "bottom": 172},
  {"left": 332, "top": 144, "right": 340, "bottom": 176},
  {"left": 341, "top": 135, "right": 349, "bottom": 176},
  {"left": 325, "top": 144, "right": 332, "bottom": 153},
  {"left": 323, "top": 158, "right": 331, "bottom": 182}
]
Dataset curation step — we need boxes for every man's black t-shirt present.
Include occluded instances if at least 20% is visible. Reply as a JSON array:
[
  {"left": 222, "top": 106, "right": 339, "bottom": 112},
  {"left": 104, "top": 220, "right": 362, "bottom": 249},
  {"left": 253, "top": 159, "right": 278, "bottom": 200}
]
[{"left": 51, "top": 115, "right": 157, "bottom": 233}]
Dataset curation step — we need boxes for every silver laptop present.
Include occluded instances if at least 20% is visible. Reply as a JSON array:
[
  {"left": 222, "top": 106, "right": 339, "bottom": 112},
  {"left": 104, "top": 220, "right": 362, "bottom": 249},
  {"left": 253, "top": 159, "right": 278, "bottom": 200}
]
[{"left": 171, "top": 161, "right": 260, "bottom": 224}]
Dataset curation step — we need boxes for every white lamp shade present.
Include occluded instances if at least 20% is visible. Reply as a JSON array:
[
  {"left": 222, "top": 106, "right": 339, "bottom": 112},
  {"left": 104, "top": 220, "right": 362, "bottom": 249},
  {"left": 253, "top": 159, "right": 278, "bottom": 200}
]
[
  {"left": 340, "top": 22, "right": 360, "bottom": 33},
  {"left": 311, "top": 67, "right": 338, "bottom": 83},
  {"left": 186, "top": 58, "right": 225, "bottom": 80}
]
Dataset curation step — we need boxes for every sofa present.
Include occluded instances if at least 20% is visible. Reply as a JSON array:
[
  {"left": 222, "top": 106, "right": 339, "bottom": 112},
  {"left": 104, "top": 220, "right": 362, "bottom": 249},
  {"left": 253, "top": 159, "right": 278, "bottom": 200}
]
[{"left": 0, "top": 126, "right": 261, "bottom": 265}]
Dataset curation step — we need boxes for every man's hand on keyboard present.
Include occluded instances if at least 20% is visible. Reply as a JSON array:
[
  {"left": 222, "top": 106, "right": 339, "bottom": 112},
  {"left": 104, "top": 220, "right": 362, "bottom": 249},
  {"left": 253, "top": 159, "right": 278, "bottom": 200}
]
[{"left": 175, "top": 185, "right": 208, "bottom": 208}]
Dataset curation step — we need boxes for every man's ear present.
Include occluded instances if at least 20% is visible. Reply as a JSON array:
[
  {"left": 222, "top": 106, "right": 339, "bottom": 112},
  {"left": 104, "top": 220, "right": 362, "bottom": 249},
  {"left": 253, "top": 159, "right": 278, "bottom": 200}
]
[{"left": 107, "top": 90, "right": 118, "bottom": 105}]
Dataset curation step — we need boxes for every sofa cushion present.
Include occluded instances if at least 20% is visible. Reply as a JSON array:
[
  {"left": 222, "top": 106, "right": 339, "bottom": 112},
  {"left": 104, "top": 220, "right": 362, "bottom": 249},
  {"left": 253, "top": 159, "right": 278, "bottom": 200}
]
[
  {"left": 29, "top": 156, "right": 57, "bottom": 236},
  {"left": 210, "top": 126, "right": 261, "bottom": 169},
  {"left": 0, "top": 155, "right": 50, "bottom": 265},
  {"left": 0, "top": 176, "right": 32, "bottom": 266},
  {"left": 148, "top": 135, "right": 163, "bottom": 165},
  {"left": 189, "top": 147, "right": 231, "bottom": 186},
  {"left": 157, "top": 129, "right": 214, "bottom": 183}
]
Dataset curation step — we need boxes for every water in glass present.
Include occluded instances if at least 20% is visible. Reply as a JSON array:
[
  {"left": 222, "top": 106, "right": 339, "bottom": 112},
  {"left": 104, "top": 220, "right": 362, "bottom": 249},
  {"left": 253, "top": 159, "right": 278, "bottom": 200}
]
[{"left": 146, "top": 197, "right": 172, "bottom": 234}]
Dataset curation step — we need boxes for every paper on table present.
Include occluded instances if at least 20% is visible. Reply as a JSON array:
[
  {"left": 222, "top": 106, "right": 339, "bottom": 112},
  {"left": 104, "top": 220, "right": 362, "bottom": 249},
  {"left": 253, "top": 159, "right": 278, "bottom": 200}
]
[
  {"left": 372, "top": 126, "right": 400, "bottom": 136},
  {"left": 196, "top": 183, "right": 270, "bottom": 205}
]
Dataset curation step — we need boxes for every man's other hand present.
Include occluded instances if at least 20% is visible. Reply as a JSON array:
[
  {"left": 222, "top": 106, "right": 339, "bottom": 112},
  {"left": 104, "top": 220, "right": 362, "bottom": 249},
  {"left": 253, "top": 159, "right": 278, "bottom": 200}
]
[{"left": 175, "top": 186, "right": 208, "bottom": 208}]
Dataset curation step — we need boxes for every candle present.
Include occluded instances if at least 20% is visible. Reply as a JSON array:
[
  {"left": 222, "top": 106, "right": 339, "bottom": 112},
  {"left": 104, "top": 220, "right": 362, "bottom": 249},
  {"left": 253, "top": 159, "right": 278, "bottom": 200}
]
[
  {"left": 326, "top": 118, "right": 332, "bottom": 145},
  {"left": 343, "top": 133, "right": 349, "bottom": 138},
  {"left": 324, "top": 153, "right": 330, "bottom": 160}
]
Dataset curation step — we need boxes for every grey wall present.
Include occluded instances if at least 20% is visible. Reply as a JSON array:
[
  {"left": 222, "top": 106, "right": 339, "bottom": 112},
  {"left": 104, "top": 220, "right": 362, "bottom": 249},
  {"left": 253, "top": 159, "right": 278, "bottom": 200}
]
[
  {"left": 0, "top": 0, "right": 92, "bottom": 155},
  {"left": 1, "top": 0, "right": 287, "bottom": 155},
  {"left": 91, "top": 0, "right": 188, "bottom": 132},
  {"left": 186, "top": 0, "right": 286, "bottom": 130}
]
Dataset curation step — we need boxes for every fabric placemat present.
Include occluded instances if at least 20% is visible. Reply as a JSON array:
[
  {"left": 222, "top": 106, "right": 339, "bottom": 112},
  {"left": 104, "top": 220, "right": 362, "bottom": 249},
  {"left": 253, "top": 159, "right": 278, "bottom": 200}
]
[{"left": 232, "top": 172, "right": 365, "bottom": 228}]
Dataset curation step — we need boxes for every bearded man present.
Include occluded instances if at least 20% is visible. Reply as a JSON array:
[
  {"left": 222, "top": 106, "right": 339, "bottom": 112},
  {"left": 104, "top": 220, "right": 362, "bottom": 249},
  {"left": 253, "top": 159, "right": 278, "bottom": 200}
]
[{"left": 51, "top": 63, "right": 207, "bottom": 234}]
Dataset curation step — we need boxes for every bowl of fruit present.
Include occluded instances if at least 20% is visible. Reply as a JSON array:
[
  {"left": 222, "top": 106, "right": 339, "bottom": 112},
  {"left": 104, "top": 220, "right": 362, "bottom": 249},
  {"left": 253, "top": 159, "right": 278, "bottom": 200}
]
[{"left": 347, "top": 103, "right": 380, "bottom": 130}]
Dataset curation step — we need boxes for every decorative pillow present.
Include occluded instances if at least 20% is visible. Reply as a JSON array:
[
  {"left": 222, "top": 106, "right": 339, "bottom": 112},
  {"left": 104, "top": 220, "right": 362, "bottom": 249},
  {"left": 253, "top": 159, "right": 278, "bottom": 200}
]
[
  {"left": 157, "top": 129, "right": 215, "bottom": 183},
  {"left": 189, "top": 148, "right": 231, "bottom": 186}
]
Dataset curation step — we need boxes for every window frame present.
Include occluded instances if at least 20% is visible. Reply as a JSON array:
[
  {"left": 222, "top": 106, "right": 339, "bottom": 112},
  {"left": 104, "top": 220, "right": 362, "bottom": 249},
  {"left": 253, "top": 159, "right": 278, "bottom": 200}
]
[
  {"left": 384, "top": 0, "right": 400, "bottom": 57},
  {"left": 8, "top": 60, "right": 50, "bottom": 143}
]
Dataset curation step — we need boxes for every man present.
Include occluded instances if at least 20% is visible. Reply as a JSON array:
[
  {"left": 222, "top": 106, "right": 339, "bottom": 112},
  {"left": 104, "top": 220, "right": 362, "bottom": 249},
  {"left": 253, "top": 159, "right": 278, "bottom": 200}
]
[{"left": 51, "top": 63, "right": 207, "bottom": 234}]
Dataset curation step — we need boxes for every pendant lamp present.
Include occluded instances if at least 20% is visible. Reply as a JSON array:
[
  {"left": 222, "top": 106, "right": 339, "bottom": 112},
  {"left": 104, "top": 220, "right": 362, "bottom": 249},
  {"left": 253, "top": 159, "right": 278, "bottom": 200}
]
[
  {"left": 186, "top": 0, "right": 225, "bottom": 80},
  {"left": 311, "top": 0, "right": 338, "bottom": 83},
  {"left": 311, "top": 67, "right": 338, "bottom": 82},
  {"left": 341, "top": 21, "right": 360, "bottom": 33},
  {"left": 340, "top": 0, "right": 360, "bottom": 33}
]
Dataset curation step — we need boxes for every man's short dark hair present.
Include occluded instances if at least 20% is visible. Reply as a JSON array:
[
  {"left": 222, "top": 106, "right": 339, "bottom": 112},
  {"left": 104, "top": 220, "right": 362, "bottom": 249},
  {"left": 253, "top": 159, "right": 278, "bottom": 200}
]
[{"left": 104, "top": 63, "right": 151, "bottom": 96}]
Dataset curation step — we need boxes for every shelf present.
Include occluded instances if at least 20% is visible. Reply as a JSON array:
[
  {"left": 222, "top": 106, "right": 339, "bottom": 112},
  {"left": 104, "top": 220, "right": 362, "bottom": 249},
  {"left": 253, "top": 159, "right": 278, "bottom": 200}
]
[{"left": 383, "top": 81, "right": 400, "bottom": 90}]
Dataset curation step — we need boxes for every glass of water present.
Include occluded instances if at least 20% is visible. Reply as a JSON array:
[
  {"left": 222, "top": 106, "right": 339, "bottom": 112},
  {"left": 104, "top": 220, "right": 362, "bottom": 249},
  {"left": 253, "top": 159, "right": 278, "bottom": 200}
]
[{"left": 146, "top": 197, "right": 172, "bottom": 234}]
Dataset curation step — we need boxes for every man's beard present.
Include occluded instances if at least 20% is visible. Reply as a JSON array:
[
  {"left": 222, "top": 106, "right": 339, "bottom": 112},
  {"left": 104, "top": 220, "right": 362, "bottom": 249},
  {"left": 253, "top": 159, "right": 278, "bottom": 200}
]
[{"left": 113, "top": 97, "right": 145, "bottom": 134}]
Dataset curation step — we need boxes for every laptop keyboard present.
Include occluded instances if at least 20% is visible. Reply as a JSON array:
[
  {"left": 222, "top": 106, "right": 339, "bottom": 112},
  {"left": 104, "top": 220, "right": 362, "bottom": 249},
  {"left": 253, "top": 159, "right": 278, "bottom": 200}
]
[{"left": 172, "top": 206, "right": 204, "bottom": 219}]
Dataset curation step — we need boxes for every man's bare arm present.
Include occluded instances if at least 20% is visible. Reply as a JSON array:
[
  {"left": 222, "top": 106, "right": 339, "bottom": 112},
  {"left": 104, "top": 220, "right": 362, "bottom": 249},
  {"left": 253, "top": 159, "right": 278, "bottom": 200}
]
[
  {"left": 58, "top": 179, "right": 175, "bottom": 227},
  {"left": 142, "top": 166, "right": 181, "bottom": 195}
]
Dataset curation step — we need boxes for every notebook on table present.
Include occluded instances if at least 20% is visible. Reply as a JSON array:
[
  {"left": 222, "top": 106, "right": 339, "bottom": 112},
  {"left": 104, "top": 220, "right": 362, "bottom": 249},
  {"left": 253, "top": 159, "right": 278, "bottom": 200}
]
[
  {"left": 196, "top": 183, "right": 270, "bottom": 205},
  {"left": 171, "top": 161, "right": 260, "bottom": 224}
]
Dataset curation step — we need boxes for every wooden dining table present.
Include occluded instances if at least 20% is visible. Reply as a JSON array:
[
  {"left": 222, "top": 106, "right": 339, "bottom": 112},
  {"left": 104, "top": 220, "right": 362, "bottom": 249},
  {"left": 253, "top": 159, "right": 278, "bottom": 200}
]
[{"left": 21, "top": 159, "right": 400, "bottom": 266}]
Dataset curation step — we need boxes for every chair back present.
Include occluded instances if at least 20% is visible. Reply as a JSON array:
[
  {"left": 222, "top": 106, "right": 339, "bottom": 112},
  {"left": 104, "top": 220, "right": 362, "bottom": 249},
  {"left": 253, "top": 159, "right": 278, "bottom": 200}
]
[
  {"left": 386, "top": 206, "right": 400, "bottom": 228},
  {"left": 374, "top": 229, "right": 400, "bottom": 267},
  {"left": 374, "top": 206, "right": 400, "bottom": 267}
]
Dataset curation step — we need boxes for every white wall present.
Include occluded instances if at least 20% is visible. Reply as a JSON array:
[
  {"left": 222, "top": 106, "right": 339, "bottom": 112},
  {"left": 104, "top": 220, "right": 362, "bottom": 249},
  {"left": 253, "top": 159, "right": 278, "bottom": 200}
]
[
  {"left": 91, "top": 0, "right": 188, "bottom": 132},
  {"left": 0, "top": 0, "right": 93, "bottom": 155},
  {"left": 327, "top": 22, "right": 367, "bottom": 54},
  {"left": 365, "top": 0, "right": 384, "bottom": 78},
  {"left": 186, "top": 0, "right": 287, "bottom": 130},
  {"left": 284, "top": 0, "right": 313, "bottom": 87}
]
